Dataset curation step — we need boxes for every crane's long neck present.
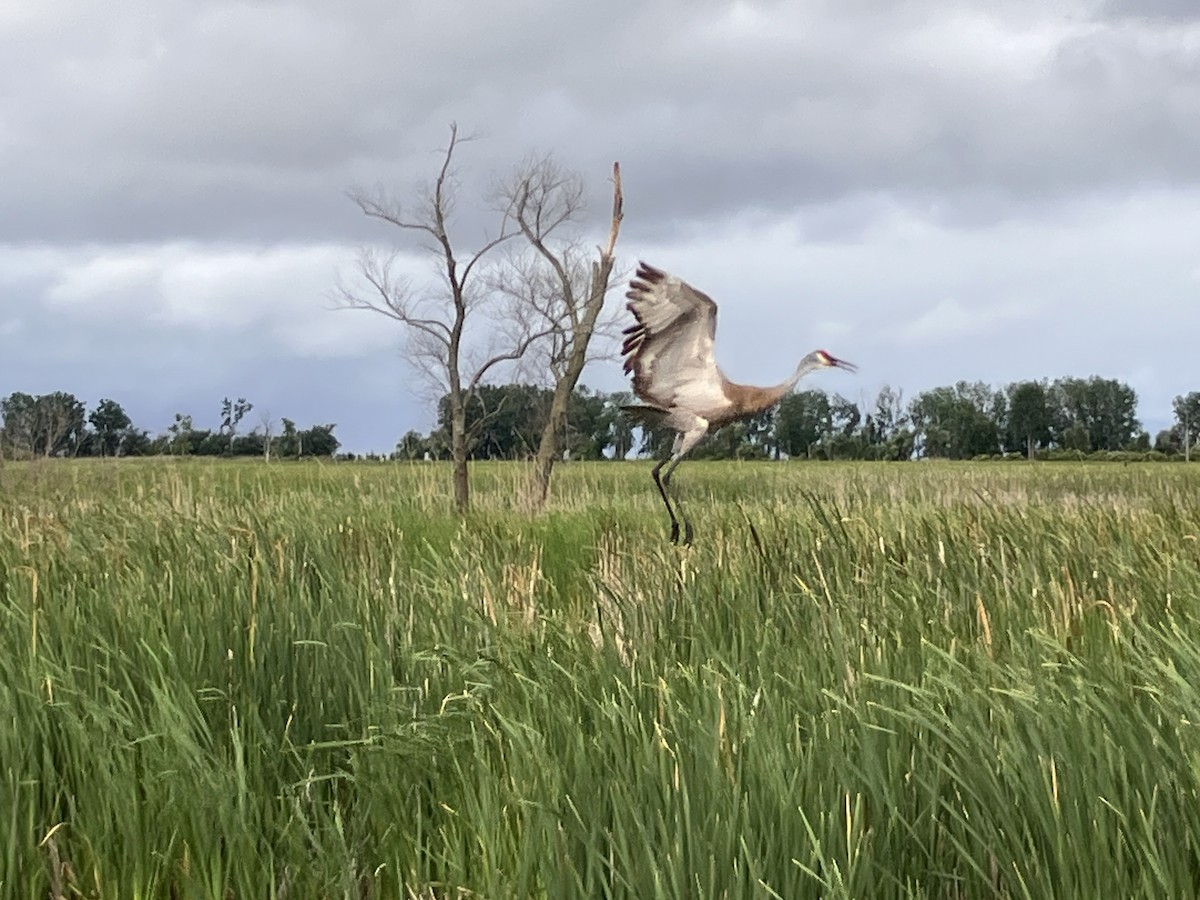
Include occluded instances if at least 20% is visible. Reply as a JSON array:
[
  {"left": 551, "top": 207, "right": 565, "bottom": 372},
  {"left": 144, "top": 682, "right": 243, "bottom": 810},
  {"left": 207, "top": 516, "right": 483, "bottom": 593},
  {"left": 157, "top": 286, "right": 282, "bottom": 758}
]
[
  {"left": 721, "top": 354, "right": 827, "bottom": 422},
  {"left": 778, "top": 353, "right": 825, "bottom": 395}
]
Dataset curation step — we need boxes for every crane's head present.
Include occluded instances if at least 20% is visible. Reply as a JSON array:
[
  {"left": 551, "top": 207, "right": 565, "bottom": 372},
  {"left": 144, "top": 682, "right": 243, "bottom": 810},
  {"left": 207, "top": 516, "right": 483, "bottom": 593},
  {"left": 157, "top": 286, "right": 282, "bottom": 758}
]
[{"left": 815, "top": 349, "right": 857, "bottom": 372}]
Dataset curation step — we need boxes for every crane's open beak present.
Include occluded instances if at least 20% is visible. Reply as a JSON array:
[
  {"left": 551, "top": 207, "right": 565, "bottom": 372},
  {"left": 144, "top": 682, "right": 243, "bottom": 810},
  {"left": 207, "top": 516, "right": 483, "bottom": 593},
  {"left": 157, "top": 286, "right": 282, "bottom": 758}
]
[{"left": 828, "top": 355, "right": 857, "bottom": 373}]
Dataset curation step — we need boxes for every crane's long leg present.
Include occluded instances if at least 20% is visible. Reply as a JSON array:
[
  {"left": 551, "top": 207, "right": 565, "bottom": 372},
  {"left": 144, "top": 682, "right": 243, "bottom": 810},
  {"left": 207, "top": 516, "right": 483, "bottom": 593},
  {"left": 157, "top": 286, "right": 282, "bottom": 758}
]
[
  {"left": 651, "top": 454, "right": 681, "bottom": 543},
  {"left": 655, "top": 423, "right": 708, "bottom": 545},
  {"left": 661, "top": 455, "right": 692, "bottom": 545}
]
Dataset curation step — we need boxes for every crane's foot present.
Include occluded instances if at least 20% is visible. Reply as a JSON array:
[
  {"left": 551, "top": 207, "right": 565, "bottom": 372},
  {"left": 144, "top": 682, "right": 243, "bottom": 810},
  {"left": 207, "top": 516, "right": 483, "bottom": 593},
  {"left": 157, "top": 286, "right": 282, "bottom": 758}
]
[{"left": 667, "top": 520, "right": 694, "bottom": 545}]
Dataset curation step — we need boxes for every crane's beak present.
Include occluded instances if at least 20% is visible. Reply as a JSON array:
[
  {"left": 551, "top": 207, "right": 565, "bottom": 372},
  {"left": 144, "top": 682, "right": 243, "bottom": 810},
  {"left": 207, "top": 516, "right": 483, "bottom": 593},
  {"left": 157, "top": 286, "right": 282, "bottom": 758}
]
[{"left": 828, "top": 355, "right": 857, "bottom": 373}]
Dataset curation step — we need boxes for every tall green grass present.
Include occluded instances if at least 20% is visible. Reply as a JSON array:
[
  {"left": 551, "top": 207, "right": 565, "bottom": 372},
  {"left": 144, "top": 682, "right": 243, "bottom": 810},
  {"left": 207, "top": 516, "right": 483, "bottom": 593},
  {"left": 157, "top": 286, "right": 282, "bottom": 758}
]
[{"left": 2, "top": 458, "right": 1199, "bottom": 897}]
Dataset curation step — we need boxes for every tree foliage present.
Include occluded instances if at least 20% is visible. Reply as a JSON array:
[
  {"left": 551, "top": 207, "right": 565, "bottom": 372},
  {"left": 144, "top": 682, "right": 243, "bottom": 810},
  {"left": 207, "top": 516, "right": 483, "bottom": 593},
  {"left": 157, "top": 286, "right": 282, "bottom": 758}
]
[
  {"left": 908, "top": 382, "right": 1002, "bottom": 459},
  {"left": 1171, "top": 392, "right": 1200, "bottom": 460},
  {"left": 396, "top": 375, "right": 1162, "bottom": 463},
  {"left": 0, "top": 391, "right": 86, "bottom": 457},
  {"left": 1052, "top": 376, "right": 1140, "bottom": 452},
  {"left": 425, "top": 384, "right": 629, "bottom": 462},
  {"left": 88, "top": 398, "right": 134, "bottom": 457},
  {"left": 775, "top": 390, "right": 831, "bottom": 458},
  {"left": 1007, "top": 381, "right": 1053, "bottom": 458},
  {"left": 0, "top": 374, "right": 1189, "bottom": 465},
  {"left": 0, "top": 393, "right": 338, "bottom": 460}
]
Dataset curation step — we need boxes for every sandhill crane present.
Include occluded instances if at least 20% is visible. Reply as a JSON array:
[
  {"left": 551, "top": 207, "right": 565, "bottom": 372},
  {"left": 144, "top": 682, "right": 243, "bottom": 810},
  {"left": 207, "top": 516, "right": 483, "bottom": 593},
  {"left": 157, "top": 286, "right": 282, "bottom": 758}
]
[{"left": 622, "top": 262, "right": 856, "bottom": 544}]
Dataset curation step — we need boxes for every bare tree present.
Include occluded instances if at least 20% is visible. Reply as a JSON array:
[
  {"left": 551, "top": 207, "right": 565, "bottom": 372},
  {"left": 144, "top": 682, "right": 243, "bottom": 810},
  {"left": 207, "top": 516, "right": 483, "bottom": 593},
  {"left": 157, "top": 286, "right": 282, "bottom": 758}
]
[
  {"left": 259, "top": 411, "right": 274, "bottom": 462},
  {"left": 219, "top": 397, "right": 253, "bottom": 454},
  {"left": 494, "top": 158, "right": 624, "bottom": 508},
  {"left": 339, "top": 124, "right": 559, "bottom": 512}
]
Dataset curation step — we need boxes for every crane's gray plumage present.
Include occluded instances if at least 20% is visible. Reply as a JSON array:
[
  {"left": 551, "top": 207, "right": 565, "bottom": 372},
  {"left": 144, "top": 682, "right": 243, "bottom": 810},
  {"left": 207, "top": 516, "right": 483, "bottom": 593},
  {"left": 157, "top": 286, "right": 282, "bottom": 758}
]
[
  {"left": 622, "top": 261, "right": 856, "bottom": 544},
  {"left": 622, "top": 263, "right": 720, "bottom": 414}
]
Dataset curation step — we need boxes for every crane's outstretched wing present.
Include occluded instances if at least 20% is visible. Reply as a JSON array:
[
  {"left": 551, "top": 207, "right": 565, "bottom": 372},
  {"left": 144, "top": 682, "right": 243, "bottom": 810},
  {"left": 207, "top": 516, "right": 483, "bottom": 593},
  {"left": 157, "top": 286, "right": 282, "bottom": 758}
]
[{"left": 621, "top": 262, "right": 721, "bottom": 411}]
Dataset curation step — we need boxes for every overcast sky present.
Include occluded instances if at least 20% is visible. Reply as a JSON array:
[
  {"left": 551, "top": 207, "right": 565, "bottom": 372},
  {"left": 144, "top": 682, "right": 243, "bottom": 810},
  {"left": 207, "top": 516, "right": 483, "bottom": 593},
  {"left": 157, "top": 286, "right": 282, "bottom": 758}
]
[{"left": 3, "top": 0, "right": 1197, "bottom": 451}]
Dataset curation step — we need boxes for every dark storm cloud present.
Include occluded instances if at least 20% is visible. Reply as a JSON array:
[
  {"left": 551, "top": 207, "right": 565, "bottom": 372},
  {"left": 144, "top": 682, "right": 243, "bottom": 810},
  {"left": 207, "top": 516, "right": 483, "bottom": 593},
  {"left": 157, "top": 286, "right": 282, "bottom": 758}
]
[
  {"left": 4, "top": 0, "right": 1199, "bottom": 245},
  {"left": 3, "top": 0, "right": 1199, "bottom": 451},
  {"left": 1097, "top": 0, "right": 1200, "bottom": 21}
]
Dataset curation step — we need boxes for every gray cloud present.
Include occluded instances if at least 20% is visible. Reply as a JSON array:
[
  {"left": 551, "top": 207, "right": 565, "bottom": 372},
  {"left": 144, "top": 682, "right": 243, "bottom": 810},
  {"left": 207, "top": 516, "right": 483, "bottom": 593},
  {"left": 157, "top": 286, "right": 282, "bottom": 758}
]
[
  {"left": 2, "top": 0, "right": 1198, "bottom": 449},
  {"left": 7, "top": 0, "right": 1199, "bottom": 243},
  {"left": 1097, "top": 0, "right": 1200, "bottom": 21}
]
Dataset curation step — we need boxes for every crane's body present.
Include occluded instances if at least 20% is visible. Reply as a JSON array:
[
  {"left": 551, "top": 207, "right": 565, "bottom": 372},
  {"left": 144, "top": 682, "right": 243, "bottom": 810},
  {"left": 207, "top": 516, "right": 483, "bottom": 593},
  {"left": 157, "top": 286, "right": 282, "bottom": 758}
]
[{"left": 622, "top": 262, "right": 855, "bottom": 543}]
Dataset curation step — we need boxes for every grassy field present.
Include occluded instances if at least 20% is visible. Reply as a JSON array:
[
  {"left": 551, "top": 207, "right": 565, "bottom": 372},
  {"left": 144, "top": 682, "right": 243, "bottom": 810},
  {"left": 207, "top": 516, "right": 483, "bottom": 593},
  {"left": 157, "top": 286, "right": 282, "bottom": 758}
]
[{"left": 2, "top": 458, "right": 1199, "bottom": 898}]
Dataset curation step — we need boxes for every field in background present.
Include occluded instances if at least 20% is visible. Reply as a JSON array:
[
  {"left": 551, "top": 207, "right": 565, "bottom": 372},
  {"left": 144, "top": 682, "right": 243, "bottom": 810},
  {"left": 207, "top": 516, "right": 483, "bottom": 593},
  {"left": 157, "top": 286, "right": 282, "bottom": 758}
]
[{"left": 2, "top": 458, "right": 1200, "bottom": 898}]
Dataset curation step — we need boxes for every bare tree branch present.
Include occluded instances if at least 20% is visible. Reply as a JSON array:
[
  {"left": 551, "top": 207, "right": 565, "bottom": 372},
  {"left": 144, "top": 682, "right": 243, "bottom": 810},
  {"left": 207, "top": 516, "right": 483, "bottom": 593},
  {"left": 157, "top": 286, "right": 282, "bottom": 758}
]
[
  {"left": 338, "top": 124, "right": 570, "bottom": 512},
  {"left": 335, "top": 250, "right": 455, "bottom": 349},
  {"left": 485, "top": 158, "right": 625, "bottom": 507},
  {"left": 466, "top": 321, "right": 561, "bottom": 396}
]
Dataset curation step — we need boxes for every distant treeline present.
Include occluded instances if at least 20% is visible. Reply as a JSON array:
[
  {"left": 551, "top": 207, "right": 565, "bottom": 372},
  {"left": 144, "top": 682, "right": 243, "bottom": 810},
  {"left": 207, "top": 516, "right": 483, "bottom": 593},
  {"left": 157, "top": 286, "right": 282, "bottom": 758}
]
[
  {"left": 2, "top": 379, "right": 1197, "bottom": 462},
  {"left": 0, "top": 392, "right": 338, "bottom": 460},
  {"left": 390, "top": 378, "right": 1199, "bottom": 463}
]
